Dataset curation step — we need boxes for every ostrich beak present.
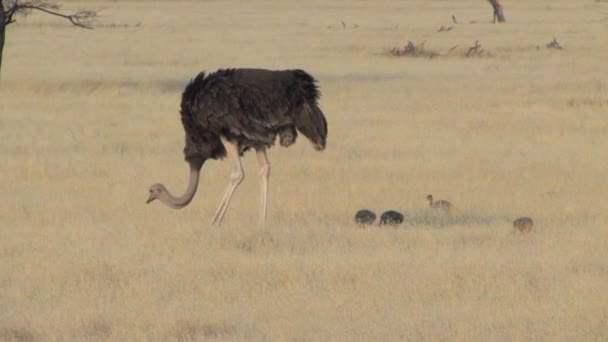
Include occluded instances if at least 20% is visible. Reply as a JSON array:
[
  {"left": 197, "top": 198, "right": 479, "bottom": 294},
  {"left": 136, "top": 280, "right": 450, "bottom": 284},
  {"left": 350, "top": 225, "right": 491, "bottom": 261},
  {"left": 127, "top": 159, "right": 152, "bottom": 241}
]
[{"left": 146, "top": 195, "right": 156, "bottom": 204}]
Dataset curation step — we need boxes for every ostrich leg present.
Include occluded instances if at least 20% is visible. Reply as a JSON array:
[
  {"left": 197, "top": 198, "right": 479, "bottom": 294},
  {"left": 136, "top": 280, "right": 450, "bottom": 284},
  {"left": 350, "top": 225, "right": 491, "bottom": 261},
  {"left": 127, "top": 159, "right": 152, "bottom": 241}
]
[
  {"left": 211, "top": 135, "right": 244, "bottom": 226},
  {"left": 255, "top": 147, "right": 271, "bottom": 226}
]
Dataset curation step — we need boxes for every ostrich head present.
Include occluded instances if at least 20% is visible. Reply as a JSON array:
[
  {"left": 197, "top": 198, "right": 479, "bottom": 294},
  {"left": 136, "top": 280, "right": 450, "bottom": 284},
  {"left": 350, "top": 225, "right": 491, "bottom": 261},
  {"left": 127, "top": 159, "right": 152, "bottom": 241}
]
[
  {"left": 146, "top": 184, "right": 167, "bottom": 204},
  {"left": 146, "top": 159, "right": 204, "bottom": 209}
]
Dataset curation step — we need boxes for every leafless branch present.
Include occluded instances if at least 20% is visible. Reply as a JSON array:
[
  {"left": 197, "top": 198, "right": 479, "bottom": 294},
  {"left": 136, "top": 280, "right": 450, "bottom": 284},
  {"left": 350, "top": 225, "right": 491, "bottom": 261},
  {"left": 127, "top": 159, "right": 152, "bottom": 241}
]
[
  {"left": 546, "top": 37, "right": 562, "bottom": 49},
  {"left": 466, "top": 40, "right": 483, "bottom": 57},
  {"left": 437, "top": 25, "right": 453, "bottom": 32},
  {"left": 4, "top": 0, "right": 97, "bottom": 28},
  {"left": 487, "top": 0, "right": 506, "bottom": 23}
]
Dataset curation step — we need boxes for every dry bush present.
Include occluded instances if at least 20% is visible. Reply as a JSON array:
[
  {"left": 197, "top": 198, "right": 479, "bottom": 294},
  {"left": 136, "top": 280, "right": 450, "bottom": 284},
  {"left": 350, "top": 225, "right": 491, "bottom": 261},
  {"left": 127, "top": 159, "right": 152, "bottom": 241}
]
[
  {"left": 387, "top": 40, "right": 440, "bottom": 58},
  {"left": 546, "top": 37, "right": 563, "bottom": 49},
  {"left": 388, "top": 40, "right": 490, "bottom": 58}
]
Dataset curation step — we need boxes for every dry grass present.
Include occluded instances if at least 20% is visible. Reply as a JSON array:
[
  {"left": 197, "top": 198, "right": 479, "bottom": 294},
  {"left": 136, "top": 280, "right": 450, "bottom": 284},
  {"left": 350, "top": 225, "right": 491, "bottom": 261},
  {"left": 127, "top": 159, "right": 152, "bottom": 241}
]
[{"left": 1, "top": 0, "right": 608, "bottom": 340}]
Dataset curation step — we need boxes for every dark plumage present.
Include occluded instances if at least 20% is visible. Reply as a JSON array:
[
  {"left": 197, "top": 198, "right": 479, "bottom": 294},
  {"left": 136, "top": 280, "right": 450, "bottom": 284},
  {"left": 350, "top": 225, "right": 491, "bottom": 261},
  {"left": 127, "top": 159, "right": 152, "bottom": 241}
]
[
  {"left": 354, "top": 209, "right": 377, "bottom": 225},
  {"left": 379, "top": 210, "right": 404, "bottom": 226},
  {"left": 180, "top": 68, "right": 328, "bottom": 162},
  {"left": 513, "top": 217, "right": 533, "bottom": 234}
]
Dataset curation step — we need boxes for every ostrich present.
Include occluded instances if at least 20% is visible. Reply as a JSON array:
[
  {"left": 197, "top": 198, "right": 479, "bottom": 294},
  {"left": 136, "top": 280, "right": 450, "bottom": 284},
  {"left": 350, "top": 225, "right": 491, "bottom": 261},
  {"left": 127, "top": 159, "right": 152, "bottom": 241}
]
[
  {"left": 426, "top": 194, "right": 452, "bottom": 213},
  {"left": 146, "top": 68, "right": 328, "bottom": 226},
  {"left": 379, "top": 210, "right": 404, "bottom": 226},
  {"left": 354, "top": 209, "right": 377, "bottom": 226},
  {"left": 513, "top": 217, "right": 533, "bottom": 234}
]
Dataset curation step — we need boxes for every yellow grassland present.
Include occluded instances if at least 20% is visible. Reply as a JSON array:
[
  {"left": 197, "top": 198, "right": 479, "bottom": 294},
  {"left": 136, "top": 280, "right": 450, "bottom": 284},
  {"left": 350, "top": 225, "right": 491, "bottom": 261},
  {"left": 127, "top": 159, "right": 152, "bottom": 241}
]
[{"left": 1, "top": 0, "right": 607, "bottom": 340}]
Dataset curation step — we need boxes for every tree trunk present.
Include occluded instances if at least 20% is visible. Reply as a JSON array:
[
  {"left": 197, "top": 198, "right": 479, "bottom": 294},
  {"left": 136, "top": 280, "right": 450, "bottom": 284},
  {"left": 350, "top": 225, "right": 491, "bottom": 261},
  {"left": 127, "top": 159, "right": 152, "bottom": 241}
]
[
  {"left": 1, "top": 1, "right": 6, "bottom": 78},
  {"left": 488, "top": 0, "right": 506, "bottom": 23}
]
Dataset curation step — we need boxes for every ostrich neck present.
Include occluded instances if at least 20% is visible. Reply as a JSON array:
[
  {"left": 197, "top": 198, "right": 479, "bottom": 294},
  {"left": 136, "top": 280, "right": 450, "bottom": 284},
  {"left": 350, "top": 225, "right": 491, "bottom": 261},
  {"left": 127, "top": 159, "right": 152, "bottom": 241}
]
[{"left": 160, "top": 160, "right": 204, "bottom": 209}]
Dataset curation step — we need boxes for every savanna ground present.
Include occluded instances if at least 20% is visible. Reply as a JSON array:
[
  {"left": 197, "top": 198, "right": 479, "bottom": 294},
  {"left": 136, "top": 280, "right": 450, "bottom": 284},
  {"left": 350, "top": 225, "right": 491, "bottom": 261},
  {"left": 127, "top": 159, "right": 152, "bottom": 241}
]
[{"left": 1, "top": 0, "right": 608, "bottom": 340}]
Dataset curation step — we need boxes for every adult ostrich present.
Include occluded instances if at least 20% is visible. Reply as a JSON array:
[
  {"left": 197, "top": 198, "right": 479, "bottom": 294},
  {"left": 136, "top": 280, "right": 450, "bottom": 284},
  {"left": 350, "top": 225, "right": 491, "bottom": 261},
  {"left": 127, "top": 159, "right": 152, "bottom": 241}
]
[{"left": 146, "top": 68, "right": 328, "bottom": 226}]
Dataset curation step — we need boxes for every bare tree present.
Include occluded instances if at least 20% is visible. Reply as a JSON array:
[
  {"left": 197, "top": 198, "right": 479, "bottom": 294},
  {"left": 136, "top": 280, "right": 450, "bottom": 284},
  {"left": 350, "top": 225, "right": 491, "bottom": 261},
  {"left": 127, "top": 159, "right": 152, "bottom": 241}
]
[
  {"left": 1, "top": 0, "right": 97, "bottom": 78},
  {"left": 488, "top": 0, "right": 506, "bottom": 23}
]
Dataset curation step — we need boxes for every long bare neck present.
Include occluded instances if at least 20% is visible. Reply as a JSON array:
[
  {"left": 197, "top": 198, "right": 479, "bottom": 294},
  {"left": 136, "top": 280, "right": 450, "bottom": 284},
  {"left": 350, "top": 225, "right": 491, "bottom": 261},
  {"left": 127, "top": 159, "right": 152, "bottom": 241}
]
[{"left": 160, "top": 159, "right": 204, "bottom": 209}]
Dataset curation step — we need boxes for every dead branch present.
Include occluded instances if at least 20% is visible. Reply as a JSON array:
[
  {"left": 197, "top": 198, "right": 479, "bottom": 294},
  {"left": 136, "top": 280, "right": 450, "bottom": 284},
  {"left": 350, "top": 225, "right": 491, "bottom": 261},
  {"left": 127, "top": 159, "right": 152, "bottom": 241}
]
[
  {"left": 3, "top": 0, "right": 97, "bottom": 28},
  {"left": 466, "top": 40, "right": 483, "bottom": 57},
  {"left": 546, "top": 37, "right": 562, "bottom": 49},
  {"left": 437, "top": 25, "right": 454, "bottom": 32},
  {"left": 487, "top": 0, "right": 506, "bottom": 23}
]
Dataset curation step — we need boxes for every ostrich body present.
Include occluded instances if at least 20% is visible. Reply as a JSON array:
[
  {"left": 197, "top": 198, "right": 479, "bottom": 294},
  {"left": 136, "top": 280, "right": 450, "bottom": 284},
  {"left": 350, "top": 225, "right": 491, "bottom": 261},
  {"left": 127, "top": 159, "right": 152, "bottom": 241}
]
[
  {"left": 355, "top": 209, "right": 377, "bottom": 225},
  {"left": 147, "top": 68, "right": 328, "bottom": 226},
  {"left": 380, "top": 210, "right": 404, "bottom": 226},
  {"left": 513, "top": 217, "right": 533, "bottom": 234},
  {"left": 427, "top": 194, "right": 452, "bottom": 212}
]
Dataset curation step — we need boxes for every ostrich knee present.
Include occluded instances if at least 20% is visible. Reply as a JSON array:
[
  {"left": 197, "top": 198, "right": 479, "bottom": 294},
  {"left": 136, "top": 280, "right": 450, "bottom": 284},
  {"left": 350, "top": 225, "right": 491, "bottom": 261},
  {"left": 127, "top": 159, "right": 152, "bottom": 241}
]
[{"left": 230, "top": 168, "right": 245, "bottom": 185}]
